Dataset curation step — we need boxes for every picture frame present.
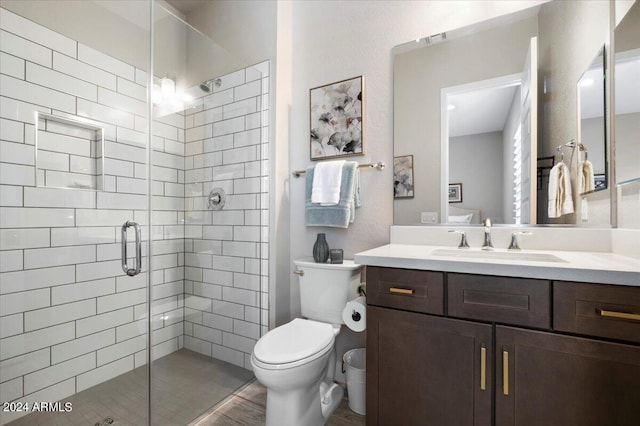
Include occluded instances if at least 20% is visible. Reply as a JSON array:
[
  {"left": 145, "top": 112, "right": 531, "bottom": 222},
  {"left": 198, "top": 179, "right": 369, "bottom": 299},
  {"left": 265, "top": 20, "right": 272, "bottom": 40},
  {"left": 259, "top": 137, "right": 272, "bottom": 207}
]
[
  {"left": 393, "top": 155, "right": 414, "bottom": 199},
  {"left": 448, "top": 183, "right": 463, "bottom": 203},
  {"left": 310, "top": 76, "right": 364, "bottom": 160},
  {"left": 594, "top": 174, "right": 606, "bottom": 190}
]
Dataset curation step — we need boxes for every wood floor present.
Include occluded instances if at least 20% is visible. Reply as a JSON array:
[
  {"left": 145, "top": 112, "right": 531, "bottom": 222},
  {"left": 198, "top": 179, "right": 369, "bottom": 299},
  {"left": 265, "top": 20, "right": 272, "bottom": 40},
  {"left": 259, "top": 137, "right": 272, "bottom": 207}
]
[{"left": 192, "top": 380, "right": 365, "bottom": 426}]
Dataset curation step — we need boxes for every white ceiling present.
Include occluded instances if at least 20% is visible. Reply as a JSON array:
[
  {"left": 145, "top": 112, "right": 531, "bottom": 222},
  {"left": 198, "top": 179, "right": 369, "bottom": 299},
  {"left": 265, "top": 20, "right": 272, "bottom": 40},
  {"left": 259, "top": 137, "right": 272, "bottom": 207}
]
[{"left": 448, "top": 85, "right": 519, "bottom": 138}]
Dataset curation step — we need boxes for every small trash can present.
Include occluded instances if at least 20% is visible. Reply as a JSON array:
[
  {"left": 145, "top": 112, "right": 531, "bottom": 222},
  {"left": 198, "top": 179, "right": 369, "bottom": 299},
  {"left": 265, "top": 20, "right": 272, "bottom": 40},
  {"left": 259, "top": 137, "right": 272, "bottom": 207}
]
[{"left": 343, "top": 348, "right": 366, "bottom": 415}]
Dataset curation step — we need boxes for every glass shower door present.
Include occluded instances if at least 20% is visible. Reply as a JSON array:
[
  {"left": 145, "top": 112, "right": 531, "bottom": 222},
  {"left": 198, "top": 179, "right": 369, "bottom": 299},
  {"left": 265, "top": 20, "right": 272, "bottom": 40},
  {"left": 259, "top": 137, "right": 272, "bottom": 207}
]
[
  {"left": 149, "top": 4, "right": 265, "bottom": 425},
  {"left": 0, "top": 2, "right": 152, "bottom": 425}
]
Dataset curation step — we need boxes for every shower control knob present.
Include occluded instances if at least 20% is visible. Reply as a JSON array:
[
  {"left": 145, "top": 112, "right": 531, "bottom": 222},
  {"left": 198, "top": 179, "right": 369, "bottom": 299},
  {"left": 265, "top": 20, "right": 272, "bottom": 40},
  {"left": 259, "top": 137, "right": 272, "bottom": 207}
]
[{"left": 207, "top": 188, "right": 226, "bottom": 210}]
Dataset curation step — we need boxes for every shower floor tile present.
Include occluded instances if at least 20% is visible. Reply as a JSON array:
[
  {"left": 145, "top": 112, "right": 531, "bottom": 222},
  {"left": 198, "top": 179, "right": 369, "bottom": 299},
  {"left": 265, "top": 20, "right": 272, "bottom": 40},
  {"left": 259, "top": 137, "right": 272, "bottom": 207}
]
[{"left": 7, "top": 349, "right": 254, "bottom": 426}]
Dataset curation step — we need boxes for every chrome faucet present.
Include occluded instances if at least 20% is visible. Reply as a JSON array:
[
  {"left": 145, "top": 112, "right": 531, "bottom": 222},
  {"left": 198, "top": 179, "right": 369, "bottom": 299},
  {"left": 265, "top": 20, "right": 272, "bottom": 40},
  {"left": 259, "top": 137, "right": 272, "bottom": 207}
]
[
  {"left": 482, "top": 218, "right": 493, "bottom": 250},
  {"left": 508, "top": 231, "right": 532, "bottom": 250},
  {"left": 449, "top": 230, "right": 470, "bottom": 249}
]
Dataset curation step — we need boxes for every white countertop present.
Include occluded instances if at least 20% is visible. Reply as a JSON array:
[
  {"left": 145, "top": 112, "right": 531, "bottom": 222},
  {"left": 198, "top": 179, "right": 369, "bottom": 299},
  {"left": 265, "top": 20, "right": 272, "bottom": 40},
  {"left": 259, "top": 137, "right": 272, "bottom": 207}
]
[{"left": 354, "top": 244, "right": 640, "bottom": 286}]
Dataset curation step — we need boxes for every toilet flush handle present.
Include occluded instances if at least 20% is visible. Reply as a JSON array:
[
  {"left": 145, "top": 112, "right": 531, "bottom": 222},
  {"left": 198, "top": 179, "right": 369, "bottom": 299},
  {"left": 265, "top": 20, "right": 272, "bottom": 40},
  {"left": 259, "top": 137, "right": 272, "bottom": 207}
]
[{"left": 293, "top": 269, "right": 304, "bottom": 276}]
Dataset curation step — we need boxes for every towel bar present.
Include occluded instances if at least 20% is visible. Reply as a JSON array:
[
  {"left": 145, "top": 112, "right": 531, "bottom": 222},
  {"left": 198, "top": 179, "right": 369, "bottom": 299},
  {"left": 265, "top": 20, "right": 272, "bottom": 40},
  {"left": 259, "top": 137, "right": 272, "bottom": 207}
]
[{"left": 292, "top": 161, "right": 385, "bottom": 177}]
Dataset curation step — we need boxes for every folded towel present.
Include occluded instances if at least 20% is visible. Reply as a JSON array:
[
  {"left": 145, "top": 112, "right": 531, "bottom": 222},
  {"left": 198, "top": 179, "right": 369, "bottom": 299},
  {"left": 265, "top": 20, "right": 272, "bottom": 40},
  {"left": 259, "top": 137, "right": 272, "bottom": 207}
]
[
  {"left": 579, "top": 160, "right": 594, "bottom": 193},
  {"left": 548, "top": 162, "right": 574, "bottom": 218},
  {"left": 311, "top": 160, "right": 345, "bottom": 205},
  {"left": 306, "top": 161, "right": 359, "bottom": 228},
  {"left": 350, "top": 166, "right": 361, "bottom": 224}
]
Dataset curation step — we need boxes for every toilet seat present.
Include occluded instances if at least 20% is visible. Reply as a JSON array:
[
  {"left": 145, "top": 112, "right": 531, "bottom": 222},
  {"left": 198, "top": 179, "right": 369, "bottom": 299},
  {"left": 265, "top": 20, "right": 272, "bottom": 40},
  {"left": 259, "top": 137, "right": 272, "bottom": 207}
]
[{"left": 253, "top": 318, "right": 335, "bottom": 370}]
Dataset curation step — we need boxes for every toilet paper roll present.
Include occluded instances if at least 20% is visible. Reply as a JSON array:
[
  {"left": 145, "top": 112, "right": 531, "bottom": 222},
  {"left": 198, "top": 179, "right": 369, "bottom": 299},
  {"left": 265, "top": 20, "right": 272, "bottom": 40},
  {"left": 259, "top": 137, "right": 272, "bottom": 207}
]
[{"left": 342, "top": 296, "right": 366, "bottom": 332}]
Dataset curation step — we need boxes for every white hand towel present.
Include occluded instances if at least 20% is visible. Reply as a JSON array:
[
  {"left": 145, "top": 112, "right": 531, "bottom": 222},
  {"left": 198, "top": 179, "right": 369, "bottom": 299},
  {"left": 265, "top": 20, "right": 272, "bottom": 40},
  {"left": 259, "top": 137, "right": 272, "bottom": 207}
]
[
  {"left": 548, "top": 162, "right": 574, "bottom": 218},
  {"left": 312, "top": 160, "right": 345, "bottom": 205},
  {"left": 579, "top": 160, "right": 594, "bottom": 193}
]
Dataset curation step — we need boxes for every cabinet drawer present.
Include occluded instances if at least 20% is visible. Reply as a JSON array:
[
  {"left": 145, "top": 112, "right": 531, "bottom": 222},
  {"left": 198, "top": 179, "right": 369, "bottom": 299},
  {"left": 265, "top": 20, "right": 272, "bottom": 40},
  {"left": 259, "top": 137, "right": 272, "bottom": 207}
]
[
  {"left": 448, "top": 273, "right": 550, "bottom": 328},
  {"left": 366, "top": 267, "right": 444, "bottom": 314},
  {"left": 554, "top": 281, "right": 640, "bottom": 344}
]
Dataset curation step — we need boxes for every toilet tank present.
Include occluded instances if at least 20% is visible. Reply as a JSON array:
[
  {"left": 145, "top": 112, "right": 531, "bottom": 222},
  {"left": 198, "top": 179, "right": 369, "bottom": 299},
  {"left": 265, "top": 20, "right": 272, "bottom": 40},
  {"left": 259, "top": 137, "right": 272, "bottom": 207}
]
[{"left": 293, "top": 258, "right": 362, "bottom": 324}]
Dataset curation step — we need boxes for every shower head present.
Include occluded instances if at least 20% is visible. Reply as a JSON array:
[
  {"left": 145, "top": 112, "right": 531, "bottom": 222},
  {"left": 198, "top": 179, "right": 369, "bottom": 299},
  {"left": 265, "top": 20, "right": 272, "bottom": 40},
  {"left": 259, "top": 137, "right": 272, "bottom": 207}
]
[
  {"left": 199, "top": 81, "right": 212, "bottom": 93},
  {"left": 198, "top": 78, "right": 222, "bottom": 93}
]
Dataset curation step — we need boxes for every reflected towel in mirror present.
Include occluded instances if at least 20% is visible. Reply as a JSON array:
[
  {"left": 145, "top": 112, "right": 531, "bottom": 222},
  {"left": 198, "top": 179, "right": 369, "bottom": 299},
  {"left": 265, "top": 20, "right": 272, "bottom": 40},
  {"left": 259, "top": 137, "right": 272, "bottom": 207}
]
[
  {"left": 579, "top": 160, "right": 594, "bottom": 193},
  {"left": 548, "top": 162, "right": 574, "bottom": 218}
]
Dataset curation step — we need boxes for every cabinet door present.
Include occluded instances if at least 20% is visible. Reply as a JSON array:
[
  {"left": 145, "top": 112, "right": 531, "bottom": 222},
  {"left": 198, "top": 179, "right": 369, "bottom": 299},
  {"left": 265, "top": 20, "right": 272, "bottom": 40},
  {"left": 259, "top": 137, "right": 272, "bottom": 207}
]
[
  {"left": 496, "top": 326, "right": 640, "bottom": 426},
  {"left": 367, "top": 306, "right": 492, "bottom": 426}
]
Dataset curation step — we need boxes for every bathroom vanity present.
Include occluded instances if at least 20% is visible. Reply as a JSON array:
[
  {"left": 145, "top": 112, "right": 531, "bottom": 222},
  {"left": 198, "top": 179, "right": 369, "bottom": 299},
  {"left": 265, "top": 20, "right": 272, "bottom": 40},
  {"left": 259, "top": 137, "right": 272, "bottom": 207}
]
[{"left": 355, "top": 244, "right": 640, "bottom": 425}]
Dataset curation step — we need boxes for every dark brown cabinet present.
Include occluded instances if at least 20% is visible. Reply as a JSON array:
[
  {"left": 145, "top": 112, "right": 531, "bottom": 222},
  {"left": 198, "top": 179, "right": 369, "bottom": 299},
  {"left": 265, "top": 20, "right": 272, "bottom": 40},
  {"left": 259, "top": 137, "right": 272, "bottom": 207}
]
[
  {"left": 496, "top": 326, "right": 640, "bottom": 426},
  {"left": 367, "top": 306, "right": 492, "bottom": 426},
  {"left": 366, "top": 268, "right": 640, "bottom": 426}
]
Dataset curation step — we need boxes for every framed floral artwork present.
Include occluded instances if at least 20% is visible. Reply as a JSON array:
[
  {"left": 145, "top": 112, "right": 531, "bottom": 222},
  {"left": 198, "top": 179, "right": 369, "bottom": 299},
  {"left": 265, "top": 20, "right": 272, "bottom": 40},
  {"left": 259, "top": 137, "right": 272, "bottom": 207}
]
[
  {"left": 393, "top": 155, "right": 414, "bottom": 199},
  {"left": 310, "top": 76, "right": 364, "bottom": 160}
]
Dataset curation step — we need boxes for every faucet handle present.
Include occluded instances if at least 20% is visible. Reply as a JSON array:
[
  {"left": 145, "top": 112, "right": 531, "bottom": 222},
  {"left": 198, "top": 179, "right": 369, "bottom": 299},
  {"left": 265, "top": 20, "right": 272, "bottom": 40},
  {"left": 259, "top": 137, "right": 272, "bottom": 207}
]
[
  {"left": 508, "top": 231, "right": 532, "bottom": 250},
  {"left": 449, "top": 230, "right": 470, "bottom": 249}
]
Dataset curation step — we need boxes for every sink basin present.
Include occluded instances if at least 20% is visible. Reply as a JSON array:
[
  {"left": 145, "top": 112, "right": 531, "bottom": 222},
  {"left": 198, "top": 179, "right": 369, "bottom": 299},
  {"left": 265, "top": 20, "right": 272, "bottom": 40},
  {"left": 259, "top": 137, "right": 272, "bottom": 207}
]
[{"left": 431, "top": 249, "right": 567, "bottom": 263}]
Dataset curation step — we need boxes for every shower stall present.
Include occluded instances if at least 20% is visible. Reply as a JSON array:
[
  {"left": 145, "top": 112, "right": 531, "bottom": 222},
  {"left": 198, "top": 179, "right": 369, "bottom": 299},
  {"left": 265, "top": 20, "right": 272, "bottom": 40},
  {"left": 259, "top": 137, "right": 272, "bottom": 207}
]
[{"left": 0, "top": 1, "right": 269, "bottom": 424}]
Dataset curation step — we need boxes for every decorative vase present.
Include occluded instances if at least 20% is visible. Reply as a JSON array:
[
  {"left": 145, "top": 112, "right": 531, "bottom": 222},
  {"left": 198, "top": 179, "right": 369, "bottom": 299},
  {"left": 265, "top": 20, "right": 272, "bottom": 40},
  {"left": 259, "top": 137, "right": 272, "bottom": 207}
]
[{"left": 313, "top": 233, "right": 330, "bottom": 263}]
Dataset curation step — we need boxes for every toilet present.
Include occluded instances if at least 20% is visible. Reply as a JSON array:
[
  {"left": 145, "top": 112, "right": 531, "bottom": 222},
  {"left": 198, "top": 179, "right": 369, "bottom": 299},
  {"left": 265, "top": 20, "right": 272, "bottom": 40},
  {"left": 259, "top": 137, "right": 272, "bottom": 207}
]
[{"left": 251, "top": 258, "right": 362, "bottom": 426}]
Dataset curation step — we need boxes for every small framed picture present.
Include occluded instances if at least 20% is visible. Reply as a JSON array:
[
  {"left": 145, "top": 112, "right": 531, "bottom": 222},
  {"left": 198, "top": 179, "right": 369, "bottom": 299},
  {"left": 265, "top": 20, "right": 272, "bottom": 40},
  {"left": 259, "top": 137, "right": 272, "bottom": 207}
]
[
  {"left": 594, "top": 174, "right": 606, "bottom": 190},
  {"left": 310, "top": 76, "right": 364, "bottom": 160},
  {"left": 393, "top": 155, "right": 414, "bottom": 199},
  {"left": 448, "top": 183, "right": 463, "bottom": 203}
]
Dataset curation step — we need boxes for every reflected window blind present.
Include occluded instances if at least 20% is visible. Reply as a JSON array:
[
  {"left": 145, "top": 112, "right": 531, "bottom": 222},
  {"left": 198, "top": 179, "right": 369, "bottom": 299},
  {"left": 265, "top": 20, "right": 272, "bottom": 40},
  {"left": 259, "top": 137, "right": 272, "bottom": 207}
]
[{"left": 513, "top": 126, "right": 522, "bottom": 224}]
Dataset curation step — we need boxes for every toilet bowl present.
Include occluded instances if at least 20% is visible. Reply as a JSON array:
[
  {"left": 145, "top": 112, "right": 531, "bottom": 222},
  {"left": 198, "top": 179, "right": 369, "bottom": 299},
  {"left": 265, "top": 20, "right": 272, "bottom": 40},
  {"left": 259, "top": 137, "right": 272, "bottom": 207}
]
[
  {"left": 251, "top": 259, "right": 362, "bottom": 426},
  {"left": 251, "top": 318, "right": 343, "bottom": 426}
]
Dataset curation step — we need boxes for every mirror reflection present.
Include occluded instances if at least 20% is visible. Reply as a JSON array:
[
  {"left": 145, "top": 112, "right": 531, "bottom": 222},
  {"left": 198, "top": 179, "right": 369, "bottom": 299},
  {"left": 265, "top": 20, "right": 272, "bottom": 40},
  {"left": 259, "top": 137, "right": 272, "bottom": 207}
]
[
  {"left": 577, "top": 47, "right": 606, "bottom": 195},
  {"left": 615, "top": 0, "right": 640, "bottom": 185},
  {"left": 445, "top": 75, "right": 529, "bottom": 224},
  {"left": 393, "top": 1, "right": 611, "bottom": 226}
]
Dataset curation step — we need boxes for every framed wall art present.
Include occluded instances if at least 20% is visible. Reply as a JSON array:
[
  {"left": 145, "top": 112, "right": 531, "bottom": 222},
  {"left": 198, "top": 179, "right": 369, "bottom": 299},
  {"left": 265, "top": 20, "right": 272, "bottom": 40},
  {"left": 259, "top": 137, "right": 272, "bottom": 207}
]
[
  {"left": 393, "top": 155, "right": 414, "bottom": 199},
  {"left": 448, "top": 183, "right": 463, "bottom": 203},
  {"left": 310, "top": 76, "right": 364, "bottom": 160}
]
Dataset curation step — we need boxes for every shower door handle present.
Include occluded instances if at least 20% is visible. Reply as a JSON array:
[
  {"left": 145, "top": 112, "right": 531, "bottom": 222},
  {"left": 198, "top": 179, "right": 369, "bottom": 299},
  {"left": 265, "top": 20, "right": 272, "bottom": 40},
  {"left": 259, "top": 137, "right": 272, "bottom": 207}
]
[{"left": 121, "top": 220, "right": 142, "bottom": 276}]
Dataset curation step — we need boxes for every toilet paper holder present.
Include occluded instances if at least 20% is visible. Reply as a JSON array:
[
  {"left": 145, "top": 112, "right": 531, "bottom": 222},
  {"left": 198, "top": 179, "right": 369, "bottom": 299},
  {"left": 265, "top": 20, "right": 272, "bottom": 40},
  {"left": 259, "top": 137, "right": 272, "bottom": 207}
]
[{"left": 352, "top": 284, "right": 366, "bottom": 321}]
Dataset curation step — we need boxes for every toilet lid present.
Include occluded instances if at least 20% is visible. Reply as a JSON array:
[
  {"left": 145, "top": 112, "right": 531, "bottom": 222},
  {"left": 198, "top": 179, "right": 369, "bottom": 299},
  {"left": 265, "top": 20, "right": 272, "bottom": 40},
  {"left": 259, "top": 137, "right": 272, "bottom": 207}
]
[{"left": 253, "top": 318, "right": 335, "bottom": 364}]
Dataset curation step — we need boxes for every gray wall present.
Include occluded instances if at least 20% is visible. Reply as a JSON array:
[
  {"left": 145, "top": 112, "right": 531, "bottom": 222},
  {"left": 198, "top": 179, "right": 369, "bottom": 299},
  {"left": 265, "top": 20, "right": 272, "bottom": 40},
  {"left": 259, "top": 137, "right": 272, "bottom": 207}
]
[
  {"left": 450, "top": 132, "right": 505, "bottom": 223},
  {"left": 581, "top": 117, "right": 607, "bottom": 176},
  {"left": 615, "top": 113, "right": 640, "bottom": 183}
]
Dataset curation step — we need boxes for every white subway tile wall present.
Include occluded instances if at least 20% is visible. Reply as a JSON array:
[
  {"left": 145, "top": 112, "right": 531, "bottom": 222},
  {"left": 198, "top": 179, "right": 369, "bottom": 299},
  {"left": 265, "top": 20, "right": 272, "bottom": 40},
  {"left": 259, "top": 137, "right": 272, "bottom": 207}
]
[
  {"left": 182, "top": 61, "right": 269, "bottom": 369},
  {"left": 0, "top": 8, "right": 157, "bottom": 424},
  {"left": 0, "top": 7, "right": 269, "bottom": 423}
]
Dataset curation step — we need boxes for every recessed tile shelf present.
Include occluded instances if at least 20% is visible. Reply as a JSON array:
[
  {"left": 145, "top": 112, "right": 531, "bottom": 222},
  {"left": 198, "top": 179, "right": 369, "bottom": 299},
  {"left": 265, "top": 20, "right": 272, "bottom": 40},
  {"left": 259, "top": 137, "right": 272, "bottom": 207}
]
[{"left": 35, "top": 112, "right": 105, "bottom": 191}]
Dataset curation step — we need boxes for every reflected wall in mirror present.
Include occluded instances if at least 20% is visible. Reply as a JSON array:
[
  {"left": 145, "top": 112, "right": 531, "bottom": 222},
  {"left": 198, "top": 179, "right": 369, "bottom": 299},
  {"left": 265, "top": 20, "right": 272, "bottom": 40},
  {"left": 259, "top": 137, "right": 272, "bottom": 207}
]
[
  {"left": 577, "top": 46, "right": 606, "bottom": 195},
  {"left": 443, "top": 74, "right": 530, "bottom": 225},
  {"left": 393, "top": 0, "right": 611, "bottom": 226},
  {"left": 615, "top": 0, "right": 640, "bottom": 185}
]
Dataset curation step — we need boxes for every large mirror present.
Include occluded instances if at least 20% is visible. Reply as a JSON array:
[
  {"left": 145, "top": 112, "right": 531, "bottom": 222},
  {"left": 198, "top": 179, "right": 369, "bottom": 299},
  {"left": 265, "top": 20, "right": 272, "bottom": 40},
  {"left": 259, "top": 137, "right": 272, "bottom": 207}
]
[
  {"left": 393, "top": 0, "right": 611, "bottom": 225},
  {"left": 614, "top": 0, "right": 640, "bottom": 186},
  {"left": 577, "top": 46, "right": 606, "bottom": 195}
]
